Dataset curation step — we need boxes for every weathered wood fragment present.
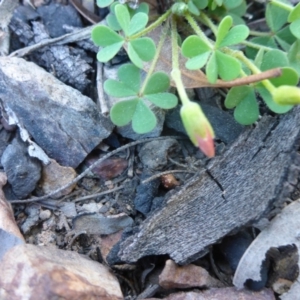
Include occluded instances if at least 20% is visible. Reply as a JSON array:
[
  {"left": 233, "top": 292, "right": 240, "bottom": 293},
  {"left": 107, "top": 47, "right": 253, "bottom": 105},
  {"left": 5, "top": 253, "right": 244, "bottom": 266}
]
[{"left": 118, "top": 107, "right": 300, "bottom": 264}]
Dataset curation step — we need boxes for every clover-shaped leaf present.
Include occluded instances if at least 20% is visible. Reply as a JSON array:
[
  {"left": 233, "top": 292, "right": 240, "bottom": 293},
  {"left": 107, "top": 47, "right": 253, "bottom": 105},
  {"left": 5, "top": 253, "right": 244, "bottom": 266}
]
[
  {"left": 216, "top": 16, "right": 249, "bottom": 48},
  {"left": 105, "top": 64, "right": 178, "bottom": 133},
  {"left": 145, "top": 93, "right": 178, "bottom": 109},
  {"left": 187, "top": 0, "right": 200, "bottom": 16},
  {"left": 115, "top": 4, "right": 149, "bottom": 36},
  {"left": 215, "top": 51, "right": 241, "bottom": 80},
  {"left": 92, "top": 26, "right": 123, "bottom": 47},
  {"left": 225, "top": 86, "right": 252, "bottom": 109},
  {"left": 128, "top": 38, "right": 156, "bottom": 68},
  {"left": 182, "top": 35, "right": 211, "bottom": 69},
  {"left": 290, "top": 19, "right": 300, "bottom": 39},
  {"left": 110, "top": 99, "right": 139, "bottom": 126},
  {"left": 233, "top": 89, "right": 259, "bottom": 125},
  {"left": 266, "top": 2, "right": 289, "bottom": 32},
  {"left": 206, "top": 52, "right": 218, "bottom": 83},
  {"left": 107, "top": 2, "right": 149, "bottom": 31},
  {"left": 216, "top": 16, "right": 233, "bottom": 47},
  {"left": 193, "top": 0, "right": 208, "bottom": 9},
  {"left": 269, "top": 67, "right": 299, "bottom": 87},
  {"left": 92, "top": 26, "right": 124, "bottom": 62},
  {"left": 131, "top": 101, "right": 157, "bottom": 133},
  {"left": 96, "top": 0, "right": 113, "bottom": 8},
  {"left": 144, "top": 72, "right": 170, "bottom": 94},
  {"left": 288, "top": 2, "right": 300, "bottom": 22},
  {"left": 219, "top": 24, "right": 249, "bottom": 47},
  {"left": 288, "top": 40, "right": 300, "bottom": 76},
  {"left": 260, "top": 49, "right": 289, "bottom": 70}
]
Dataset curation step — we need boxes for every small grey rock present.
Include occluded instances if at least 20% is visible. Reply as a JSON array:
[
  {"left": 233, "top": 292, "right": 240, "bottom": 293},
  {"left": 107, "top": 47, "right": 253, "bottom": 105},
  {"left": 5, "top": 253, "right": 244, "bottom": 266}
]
[
  {"left": 0, "top": 57, "right": 114, "bottom": 168},
  {"left": 134, "top": 169, "right": 160, "bottom": 215},
  {"left": 138, "top": 138, "right": 180, "bottom": 170},
  {"left": 72, "top": 213, "right": 134, "bottom": 235},
  {"left": 37, "top": 1, "right": 82, "bottom": 38},
  {"left": 1, "top": 137, "right": 41, "bottom": 199},
  {"left": 21, "top": 204, "right": 40, "bottom": 234}
]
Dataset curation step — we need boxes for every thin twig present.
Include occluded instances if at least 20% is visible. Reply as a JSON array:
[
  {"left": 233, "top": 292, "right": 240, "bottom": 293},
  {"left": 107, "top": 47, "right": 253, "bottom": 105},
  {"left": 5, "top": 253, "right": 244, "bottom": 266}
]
[
  {"left": 9, "top": 136, "right": 185, "bottom": 204},
  {"left": 96, "top": 61, "right": 109, "bottom": 114},
  {"left": 73, "top": 185, "right": 124, "bottom": 203}
]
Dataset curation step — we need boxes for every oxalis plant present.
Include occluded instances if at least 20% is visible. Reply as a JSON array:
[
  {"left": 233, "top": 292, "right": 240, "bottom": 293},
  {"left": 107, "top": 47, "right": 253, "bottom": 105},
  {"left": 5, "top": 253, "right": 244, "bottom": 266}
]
[{"left": 91, "top": 0, "right": 300, "bottom": 158}]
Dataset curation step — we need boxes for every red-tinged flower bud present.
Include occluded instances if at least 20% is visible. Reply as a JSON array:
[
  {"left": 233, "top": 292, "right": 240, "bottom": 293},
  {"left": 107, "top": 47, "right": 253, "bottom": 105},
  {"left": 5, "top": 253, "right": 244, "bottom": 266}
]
[
  {"left": 180, "top": 102, "right": 215, "bottom": 158},
  {"left": 272, "top": 86, "right": 300, "bottom": 105}
]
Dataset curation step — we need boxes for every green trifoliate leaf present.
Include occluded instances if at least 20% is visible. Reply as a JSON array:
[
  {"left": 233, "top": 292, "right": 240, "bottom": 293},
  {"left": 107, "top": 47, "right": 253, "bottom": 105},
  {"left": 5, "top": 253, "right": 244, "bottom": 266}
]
[
  {"left": 115, "top": 4, "right": 130, "bottom": 36},
  {"left": 128, "top": 12, "right": 148, "bottom": 36},
  {"left": 106, "top": 13, "right": 122, "bottom": 31},
  {"left": 182, "top": 36, "right": 211, "bottom": 58},
  {"left": 245, "top": 36, "right": 278, "bottom": 59},
  {"left": 288, "top": 2, "right": 300, "bottom": 22},
  {"left": 134, "top": 3, "right": 149, "bottom": 14},
  {"left": 132, "top": 101, "right": 157, "bottom": 133},
  {"left": 288, "top": 40, "right": 300, "bottom": 75},
  {"left": 216, "top": 51, "right": 241, "bottom": 81},
  {"left": 223, "top": 0, "right": 243, "bottom": 9},
  {"left": 214, "top": 0, "right": 223, "bottom": 6},
  {"left": 188, "top": 0, "right": 200, "bottom": 15},
  {"left": 104, "top": 79, "right": 137, "bottom": 97},
  {"left": 129, "top": 38, "right": 156, "bottom": 64},
  {"left": 110, "top": 99, "right": 139, "bottom": 126},
  {"left": 128, "top": 43, "right": 143, "bottom": 68},
  {"left": 290, "top": 19, "right": 300, "bottom": 39},
  {"left": 256, "top": 86, "right": 293, "bottom": 114},
  {"left": 193, "top": 0, "right": 208, "bottom": 9},
  {"left": 266, "top": 2, "right": 289, "bottom": 32},
  {"left": 185, "top": 52, "right": 211, "bottom": 70},
  {"left": 260, "top": 49, "right": 289, "bottom": 70},
  {"left": 225, "top": 85, "right": 252, "bottom": 109},
  {"left": 276, "top": 26, "right": 296, "bottom": 50},
  {"left": 97, "top": 0, "right": 113, "bottom": 8},
  {"left": 91, "top": 26, "right": 123, "bottom": 46},
  {"left": 219, "top": 24, "right": 249, "bottom": 47},
  {"left": 234, "top": 89, "right": 259, "bottom": 125},
  {"left": 145, "top": 93, "right": 178, "bottom": 109},
  {"left": 206, "top": 52, "right": 218, "bottom": 83},
  {"left": 269, "top": 67, "right": 299, "bottom": 87},
  {"left": 117, "top": 63, "right": 141, "bottom": 93},
  {"left": 216, "top": 15, "right": 233, "bottom": 48},
  {"left": 144, "top": 72, "right": 170, "bottom": 94},
  {"left": 96, "top": 41, "right": 124, "bottom": 62},
  {"left": 254, "top": 48, "right": 264, "bottom": 68}
]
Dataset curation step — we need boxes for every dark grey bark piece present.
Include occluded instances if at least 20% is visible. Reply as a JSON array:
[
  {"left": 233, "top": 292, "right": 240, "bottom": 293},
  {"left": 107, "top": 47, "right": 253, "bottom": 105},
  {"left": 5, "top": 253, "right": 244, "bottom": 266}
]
[
  {"left": 118, "top": 107, "right": 300, "bottom": 264},
  {"left": 0, "top": 57, "right": 113, "bottom": 168},
  {"left": 10, "top": 12, "right": 91, "bottom": 92}
]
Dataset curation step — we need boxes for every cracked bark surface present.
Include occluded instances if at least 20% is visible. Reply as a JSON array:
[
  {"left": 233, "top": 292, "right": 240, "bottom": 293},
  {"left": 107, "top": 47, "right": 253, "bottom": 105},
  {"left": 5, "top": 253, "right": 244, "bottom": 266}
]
[{"left": 118, "top": 106, "right": 300, "bottom": 265}]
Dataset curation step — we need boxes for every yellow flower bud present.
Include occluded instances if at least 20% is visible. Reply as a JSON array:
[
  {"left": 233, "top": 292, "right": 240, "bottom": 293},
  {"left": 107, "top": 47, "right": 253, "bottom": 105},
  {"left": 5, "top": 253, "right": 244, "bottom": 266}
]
[
  {"left": 180, "top": 102, "right": 215, "bottom": 158},
  {"left": 272, "top": 86, "right": 300, "bottom": 105}
]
